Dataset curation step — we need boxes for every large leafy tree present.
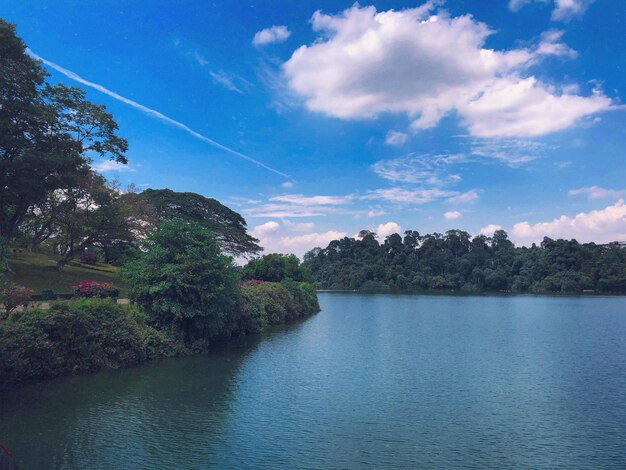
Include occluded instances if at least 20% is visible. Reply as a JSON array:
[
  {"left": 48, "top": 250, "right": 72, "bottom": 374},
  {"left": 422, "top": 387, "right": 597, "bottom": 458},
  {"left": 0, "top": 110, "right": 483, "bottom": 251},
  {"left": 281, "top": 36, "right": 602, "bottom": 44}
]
[
  {"left": 123, "top": 219, "right": 240, "bottom": 342},
  {"left": 122, "top": 188, "right": 261, "bottom": 257},
  {"left": 0, "top": 19, "right": 127, "bottom": 268}
]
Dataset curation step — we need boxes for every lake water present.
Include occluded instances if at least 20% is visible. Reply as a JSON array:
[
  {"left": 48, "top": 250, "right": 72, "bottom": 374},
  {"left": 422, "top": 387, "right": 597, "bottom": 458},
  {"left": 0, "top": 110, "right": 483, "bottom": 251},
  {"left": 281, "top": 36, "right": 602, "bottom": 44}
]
[{"left": 1, "top": 293, "right": 626, "bottom": 469}]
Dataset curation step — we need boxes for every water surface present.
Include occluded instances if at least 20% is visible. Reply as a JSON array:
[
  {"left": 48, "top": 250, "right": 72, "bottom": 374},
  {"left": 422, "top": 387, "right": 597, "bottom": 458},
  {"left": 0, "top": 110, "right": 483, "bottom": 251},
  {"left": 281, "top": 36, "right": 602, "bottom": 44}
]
[{"left": 1, "top": 293, "right": 626, "bottom": 468}]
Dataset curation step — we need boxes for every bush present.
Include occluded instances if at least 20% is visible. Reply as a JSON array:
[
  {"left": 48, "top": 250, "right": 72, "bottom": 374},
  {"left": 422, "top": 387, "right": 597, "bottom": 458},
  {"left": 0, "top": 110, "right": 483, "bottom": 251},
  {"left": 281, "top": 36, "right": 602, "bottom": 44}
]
[
  {"left": 1, "top": 285, "right": 33, "bottom": 319},
  {"left": 237, "top": 281, "right": 320, "bottom": 334},
  {"left": 72, "top": 280, "right": 119, "bottom": 299},
  {"left": 0, "top": 298, "right": 186, "bottom": 388}
]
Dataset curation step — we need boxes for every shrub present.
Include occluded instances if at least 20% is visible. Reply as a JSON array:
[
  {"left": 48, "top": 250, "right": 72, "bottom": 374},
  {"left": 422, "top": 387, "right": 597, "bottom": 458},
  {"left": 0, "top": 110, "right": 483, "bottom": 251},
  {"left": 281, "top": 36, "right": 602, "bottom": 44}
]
[
  {"left": 237, "top": 281, "right": 320, "bottom": 335},
  {"left": 0, "top": 298, "right": 185, "bottom": 388},
  {"left": 1, "top": 285, "right": 33, "bottom": 319},
  {"left": 72, "top": 280, "right": 119, "bottom": 299}
]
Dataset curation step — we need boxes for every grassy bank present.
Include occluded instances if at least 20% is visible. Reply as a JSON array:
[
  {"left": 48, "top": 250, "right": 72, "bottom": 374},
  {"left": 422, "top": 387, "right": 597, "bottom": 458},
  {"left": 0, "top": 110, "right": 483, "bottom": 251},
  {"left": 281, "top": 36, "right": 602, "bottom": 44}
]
[
  {"left": 6, "top": 251, "right": 127, "bottom": 295},
  {"left": 0, "top": 281, "right": 320, "bottom": 389}
]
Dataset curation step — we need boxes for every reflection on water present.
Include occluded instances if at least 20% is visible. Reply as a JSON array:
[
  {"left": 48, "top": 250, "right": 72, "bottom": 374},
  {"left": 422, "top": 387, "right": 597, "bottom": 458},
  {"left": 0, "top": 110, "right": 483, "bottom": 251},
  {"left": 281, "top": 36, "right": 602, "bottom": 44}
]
[{"left": 2, "top": 293, "right": 626, "bottom": 468}]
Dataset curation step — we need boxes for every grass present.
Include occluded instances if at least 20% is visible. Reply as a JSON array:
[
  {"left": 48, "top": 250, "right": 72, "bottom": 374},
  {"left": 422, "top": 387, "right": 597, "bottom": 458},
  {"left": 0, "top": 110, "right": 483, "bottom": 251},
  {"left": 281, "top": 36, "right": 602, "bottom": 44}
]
[{"left": 6, "top": 251, "right": 128, "bottom": 295}]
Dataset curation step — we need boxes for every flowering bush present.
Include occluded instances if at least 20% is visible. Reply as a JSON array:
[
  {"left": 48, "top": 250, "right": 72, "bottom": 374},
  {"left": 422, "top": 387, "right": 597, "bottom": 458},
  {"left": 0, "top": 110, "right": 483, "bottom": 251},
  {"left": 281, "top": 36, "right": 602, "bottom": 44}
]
[
  {"left": 1, "top": 285, "right": 33, "bottom": 318},
  {"left": 79, "top": 252, "right": 98, "bottom": 265},
  {"left": 72, "top": 281, "right": 119, "bottom": 299}
]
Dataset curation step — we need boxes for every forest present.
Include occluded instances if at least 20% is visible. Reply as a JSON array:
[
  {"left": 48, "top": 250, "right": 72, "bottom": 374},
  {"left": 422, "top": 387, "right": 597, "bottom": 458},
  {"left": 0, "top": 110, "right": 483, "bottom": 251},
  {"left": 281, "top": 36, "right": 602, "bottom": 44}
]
[{"left": 303, "top": 229, "right": 626, "bottom": 293}]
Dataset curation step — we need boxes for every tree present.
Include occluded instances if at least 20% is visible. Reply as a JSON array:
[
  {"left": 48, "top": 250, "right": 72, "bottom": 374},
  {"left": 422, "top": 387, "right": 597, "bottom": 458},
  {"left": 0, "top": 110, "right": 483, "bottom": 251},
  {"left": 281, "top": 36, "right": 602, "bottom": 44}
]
[
  {"left": 0, "top": 19, "right": 127, "bottom": 269},
  {"left": 50, "top": 170, "right": 132, "bottom": 270},
  {"left": 122, "top": 189, "right": 261, "bottom": 257},
  {"left": 123, "top": 219, "right": 239, "bottom": 342},
  {"left": 241, "top": 253, "right": 312, "bottom": 282}
]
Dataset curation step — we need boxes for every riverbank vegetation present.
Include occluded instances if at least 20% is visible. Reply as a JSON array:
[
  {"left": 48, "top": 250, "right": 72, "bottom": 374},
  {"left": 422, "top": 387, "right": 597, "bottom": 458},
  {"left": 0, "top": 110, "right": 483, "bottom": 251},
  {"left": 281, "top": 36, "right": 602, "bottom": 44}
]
[
  {"left": 0, "top": 20, "right": 319, "bottom": 389},
  {"left": 303, "top": 230, "right": 626, "bottom": 293}
]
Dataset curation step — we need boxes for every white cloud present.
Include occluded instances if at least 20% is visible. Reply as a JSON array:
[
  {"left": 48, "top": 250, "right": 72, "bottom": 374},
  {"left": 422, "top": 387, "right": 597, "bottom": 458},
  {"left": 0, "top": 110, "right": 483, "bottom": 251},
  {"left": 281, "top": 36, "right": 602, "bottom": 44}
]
[
  {"left": 509, "top": 0, "right": 594, "bottom": 21},
  {"left": 283, "top": 5, "right": 610, "bottom": 138},
  {"left": 470, "top": 139, "right": 545, "bottom": 166},
  {"left": 385, "top": 130, "right": 408, "bottom": 146},
  {"left": 282, "top": 181, "right": 294, "bottom": 188},
  {"left": 243, "top": 193, "right": 354, "bottom": 218},
  {"left": 511, "top": 199, "right": 626, "bottom": 245},
  {"left": 459, "top": 77, "right": 610, "bottom": 138},
  {"left": 251, "top": 221, "right": 280, "bottom": 238},
  {"left": 282, "top": 219, "right": 315, "bottom": 232},
  {"left": 253, "top": 25, "right": 291, "bottom": 46},
  {"left": 371, "top": 154, "right": 463, "bottom": 185},
  {"left": 553, "top": 0, "right": 595, "bottom": 21},
  {"left": 367, "top": 208, "right": 387, "bottom": 217},
  {"left": 271, "top": 194, "right": 353, "bottom": 206},
  {"left": 249, "top": 220, "right": 344, "bottom": 257},
  {"left": 92, "top": 160, "right": 134, "bottom": 172},
  {"left": 447, "top": 189, "right": 479, "bottom": 204},
  {"left": 208, "top": 70, "right": 244, "bottom": 94},
  {"left": 365, "top": 187, "right": 455, "bottom": 205},
  {"left": 480, "top": 224, "right": 503, "bottom": 236},
  {"left": 535, "top": 30, "right": 577, "bottom": 58},
  {"left": 444, "top": 211, "right": 463, "bottom": 220},
  {"left": 568, "top": 186, "right": 626, "bottom": 200},
  {"left": 377, "top": 222, "right": 402, "bottom": 238},
  {"left": 280, "top": 230, "right": 346, "bottom": 248}
]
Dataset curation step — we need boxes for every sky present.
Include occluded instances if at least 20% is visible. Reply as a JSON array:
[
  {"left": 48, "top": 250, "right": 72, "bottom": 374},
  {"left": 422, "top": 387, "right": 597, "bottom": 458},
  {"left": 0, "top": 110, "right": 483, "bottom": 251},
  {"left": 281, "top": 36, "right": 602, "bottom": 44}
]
[{"left": 3, "top": 0, "right": 626, "bottom": 256}]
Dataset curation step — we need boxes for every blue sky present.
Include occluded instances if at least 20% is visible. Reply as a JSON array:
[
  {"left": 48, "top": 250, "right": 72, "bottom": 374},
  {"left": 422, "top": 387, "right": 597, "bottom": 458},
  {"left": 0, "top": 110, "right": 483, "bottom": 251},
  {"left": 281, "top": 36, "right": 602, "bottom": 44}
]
[{"left": 3, "top": 0, "right": 625, "bottom": 256}]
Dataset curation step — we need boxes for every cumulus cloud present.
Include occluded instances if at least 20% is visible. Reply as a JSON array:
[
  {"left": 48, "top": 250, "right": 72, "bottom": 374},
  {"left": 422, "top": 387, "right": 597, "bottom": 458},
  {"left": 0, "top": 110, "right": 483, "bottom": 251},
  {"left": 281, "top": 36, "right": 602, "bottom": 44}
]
[
  {"left": 251, "top": 221, "right": 280, "bottom": 238},
  {"left": 568, "top": 186, "right": 626, "bottom": 200},
  {"left": 280, "top": 231, "right": 346, "bottom": 249},
  {"left": 253, "top": 25, "right": 291, "bottom": 46},
  {"left": 385, "top": 130, "right": 409, "bottom": 146},
  {"left": 283, "top": 5, "right": 610, "bottom": 138},
  {"left": 444, "top": 211, "right": 463, "bottom": 220},
  {"left": 248, "top": 219, "right": 344, "bottom": 257},
  {"left": 377, "top": 222, "right": 402, "bottom": 238},
  {"left": 480, "top": 224, "right": 503, "bottom": 236},
  {"left": 447, "top": 189, "right": 479, "bottom": 204},
  {"left": 511, "top": 199, "right": 626, "bottom": 245}
]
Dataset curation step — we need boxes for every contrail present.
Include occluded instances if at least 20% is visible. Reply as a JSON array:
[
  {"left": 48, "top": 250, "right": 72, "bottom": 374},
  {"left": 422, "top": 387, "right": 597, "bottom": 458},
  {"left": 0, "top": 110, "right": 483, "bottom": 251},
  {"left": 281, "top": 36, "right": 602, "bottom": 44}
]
[{"left": 26, "top": 49, "right": 293, "bottom": 181}]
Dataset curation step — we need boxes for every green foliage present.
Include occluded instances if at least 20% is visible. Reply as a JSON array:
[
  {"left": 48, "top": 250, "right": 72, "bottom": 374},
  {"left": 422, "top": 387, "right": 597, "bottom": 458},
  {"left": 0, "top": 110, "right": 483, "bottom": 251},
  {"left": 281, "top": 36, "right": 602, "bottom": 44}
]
[
  {"left": 304, "top": 231, "right": 626, "bottom": 294},
  {"left": 241, "top": 253, "right": 313, "bottom": 282},
  {"left": 237, "top": 281, "right": 320, "bottom": 333},
  {"left": 122, "top": 188, "right": 261, "bottom": 257},
  {"left": 0, "top": 20, "right": 127, "bottom": 266},
  {"left": 123, "top": 219, "right": 240, "bottom": 342},
  {"left": 0, "top": 299, "right": 156, "bottom": 388},
  {"left": 0, "top": 284, "right": 32, "bottom": 318}
]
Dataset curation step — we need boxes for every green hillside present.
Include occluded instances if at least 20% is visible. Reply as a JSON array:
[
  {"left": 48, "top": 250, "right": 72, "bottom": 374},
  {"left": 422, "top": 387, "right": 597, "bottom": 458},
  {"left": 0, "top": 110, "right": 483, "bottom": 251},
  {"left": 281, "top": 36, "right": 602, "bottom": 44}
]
[{"left": 6, "top": 251, "right": 127, "bottom": 295}]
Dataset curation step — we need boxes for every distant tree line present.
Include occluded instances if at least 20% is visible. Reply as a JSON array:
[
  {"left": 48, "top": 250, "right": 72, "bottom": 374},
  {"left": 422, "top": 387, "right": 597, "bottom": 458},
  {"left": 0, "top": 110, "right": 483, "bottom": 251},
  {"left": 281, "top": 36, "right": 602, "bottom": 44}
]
[{"left": 303, "top": 229, "right": 626, "bottom": 293}]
